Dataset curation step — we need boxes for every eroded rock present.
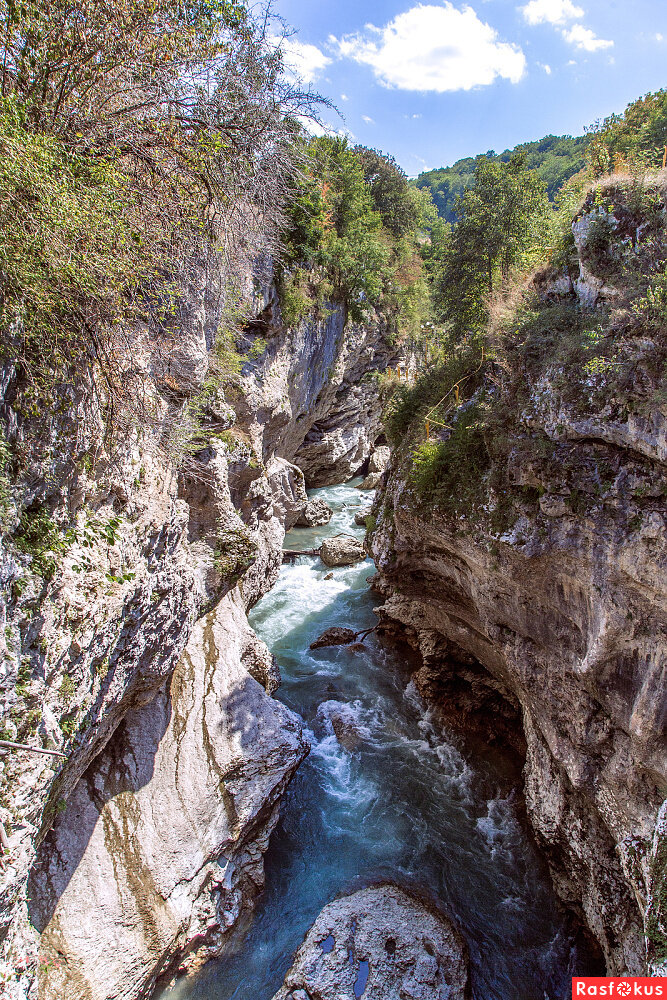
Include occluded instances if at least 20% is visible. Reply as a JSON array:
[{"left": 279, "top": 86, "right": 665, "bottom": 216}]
[
  {"left": 271, "top": 884, "right": 469, "bottom": 1000},
  {"left": 310, "top": 627, "right": 356, "bottom": 649},
  {"left": 29, "top": 594, "right": 309, "bottom": 1000},
  {"left": 355, "top": 509, "right": 372, "bottom": 526},
  {"left": 296, "top": 498, "right": 333, "bottom": 528},
  {"left": 320, "top": 536, "right": 366, "bottom": 567},
  {"left": 368, "top": 445, "right": 390, "bottom": 474},
  {"left": 358, "top": 472, "right": 382, "bottom": 491}
]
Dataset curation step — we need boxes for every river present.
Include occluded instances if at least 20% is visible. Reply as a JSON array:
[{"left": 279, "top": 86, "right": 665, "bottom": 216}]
[{"left": 165, "top": 478, "right": 601, "bottom": 1000}]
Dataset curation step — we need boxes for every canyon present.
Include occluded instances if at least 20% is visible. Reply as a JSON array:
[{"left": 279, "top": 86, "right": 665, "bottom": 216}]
[{"left": 0, "top": 186, "right": 665, "bottom": 1000}]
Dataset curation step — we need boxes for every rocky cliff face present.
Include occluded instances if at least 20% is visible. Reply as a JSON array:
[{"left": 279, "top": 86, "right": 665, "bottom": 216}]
[
  {"left": 0, "top": 268, "right": 392, "bottom": 998},
  {"left": 237, "top": 285, "right": 394, "bottom": 486},
  {"left": 371, "top": 185, "right": 667, "bottom": 976}
]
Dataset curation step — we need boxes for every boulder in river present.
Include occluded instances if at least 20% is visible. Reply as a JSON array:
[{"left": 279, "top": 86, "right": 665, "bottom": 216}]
[
  {"left": 354, "top": 508, "right": 373, "bottom": 526},
  {"left": 320, "top": 535, "right": 365, "bottom": 567},
  {"left": 357, "top": 471, "right": 382, "bottom": 491},
  {"left": 296, "top": 498, "right": 334, "bottom": 527},
  {"left": 368, "top": 445, "right": 391, "bottom": 474},
  {"left": 310, "top": 627, "right": 357, "bottom": 649},
  {"left": 270, "top": 884, "right": 469, "bottom": 1000}
]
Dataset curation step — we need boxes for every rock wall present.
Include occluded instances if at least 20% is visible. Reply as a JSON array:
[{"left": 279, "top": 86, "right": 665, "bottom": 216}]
[
  {"left": 237, "top": 284, "right": 394, "bottom": 486},
  {"left": 370, "top": 190, "right": 667, "bottom": 976},
  {"left": 0, "top": 270, "right": 392, "bottom": 997}
]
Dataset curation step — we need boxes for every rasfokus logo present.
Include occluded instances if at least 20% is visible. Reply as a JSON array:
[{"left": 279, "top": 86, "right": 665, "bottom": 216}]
[{"left": 573, "top": 979, "right": 665, "bottom": 997}]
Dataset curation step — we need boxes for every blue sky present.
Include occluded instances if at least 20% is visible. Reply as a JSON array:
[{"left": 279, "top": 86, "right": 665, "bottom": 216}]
[{"left": 269, "top": 0, "right": 667, "bottom": 176}]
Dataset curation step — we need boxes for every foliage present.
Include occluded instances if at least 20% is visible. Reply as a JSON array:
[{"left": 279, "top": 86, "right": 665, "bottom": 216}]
[
  {"left": 633, "top": 266, "right": 667, "bottom": 329},
  {"left": 0, "top": 0, "right": 318, "bottom": 431},
  {"left": 414, "top": 134, "right": 589, "bottom": 222},
  {"left": 432, "top": 155, "right": 550, "bottom": 335},
  {"left": 385, "top": 334, "right": 485, "bottom": 444},
  {"left": 13, "top": 506, "right": 75, "bottom": 579},
  {"left": 277, "top": 136, "right": 430, "bottom": 331},
  {"left": 587, "top": 90, "right": 667, "bottom": 176},
  {"left": 408, "top": 402, "right": 491, "bottom": 515}
]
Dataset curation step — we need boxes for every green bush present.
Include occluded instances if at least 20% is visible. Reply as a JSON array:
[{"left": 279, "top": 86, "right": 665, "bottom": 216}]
[
  {"left": 409, "top": 402, "right": 491, "bottom": 515},
  {"left": 13, "top": 506, "right": 75, "bottom": 579},
  {"left": 385, "top": 338, "right": 485, "bottom": 444}
]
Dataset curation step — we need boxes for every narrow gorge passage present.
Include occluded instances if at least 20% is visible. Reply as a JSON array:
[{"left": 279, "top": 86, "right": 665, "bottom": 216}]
[{"left": 165, "top": 480, "right": 601, "bottom": 1000}]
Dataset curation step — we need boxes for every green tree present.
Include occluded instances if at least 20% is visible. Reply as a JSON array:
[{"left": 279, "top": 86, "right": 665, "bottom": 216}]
[
  {"left": 587, "top": 90, "right": 667, "bottom": 175},
  {"left": 434, "top": 155, "right": 549, "bottom": 334}
]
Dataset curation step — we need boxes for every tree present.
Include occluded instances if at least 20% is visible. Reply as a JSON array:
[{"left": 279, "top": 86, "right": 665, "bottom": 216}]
[
  {"left": 586, "top": 90, "right": 667, "bottom": 175},
  {"left": 0, "top": 0, "right": 322, "bottom": 420},
  {"left": 353, "top": 146, "right": 423, "bottom": 238},
  {"left": 434, "top": 155, "right": 549, "bottom": 334}
]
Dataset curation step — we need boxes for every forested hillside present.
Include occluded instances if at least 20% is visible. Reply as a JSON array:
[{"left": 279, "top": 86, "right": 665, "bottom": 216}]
[{"left": 414, "top": 133, "right": 589, "bottom": 220}]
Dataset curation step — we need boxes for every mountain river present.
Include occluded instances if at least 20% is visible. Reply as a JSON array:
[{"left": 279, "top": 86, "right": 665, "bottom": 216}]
[{"left": 164, "top": 479, "right": 601, "bottom": 1000}]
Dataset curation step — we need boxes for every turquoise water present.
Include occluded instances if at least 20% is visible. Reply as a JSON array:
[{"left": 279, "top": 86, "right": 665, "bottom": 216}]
[{"left": 165, "top": 480, "right": 601, "bottom": 1000}]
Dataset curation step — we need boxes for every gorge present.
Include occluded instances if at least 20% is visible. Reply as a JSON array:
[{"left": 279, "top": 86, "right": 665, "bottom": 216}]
[{"left": 0, "top": 8, "right": 665, "bottom": 996}]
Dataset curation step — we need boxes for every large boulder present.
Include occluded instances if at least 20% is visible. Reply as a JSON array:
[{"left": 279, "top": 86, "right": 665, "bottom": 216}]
[
  {"left": 310, "top": 627, "right": 357, "bottom": 649},
  {"left": 355, "top": 508, "right": 372, "bottom": 526},
  {"left": 358, "top": 472, "right": 382, "bottom": 491},
  {"left": 368, "top": 445, "right": 391, "bottom": 474},
  {"left": 320, "top": 536, "right": 365, "bottom": 567},
  {"left": 296, "top": 498, "right": 333, "bottom": 528},
  {"left": 271, "top": 884, "right": 469, "bottom": 1000}
]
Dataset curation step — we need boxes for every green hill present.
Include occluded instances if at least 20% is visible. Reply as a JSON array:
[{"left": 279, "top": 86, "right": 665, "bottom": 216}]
[{"left": 414, "top": 133, "right": 589, "bottom": 221}]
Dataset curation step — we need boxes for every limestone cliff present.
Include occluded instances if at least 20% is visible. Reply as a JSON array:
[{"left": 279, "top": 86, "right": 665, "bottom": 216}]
[
  {"left": 371, "top": 180, "right": 667, "bottom": 976},
  {"left": 0, "top": 265, "right": 393, "bottom": 998}
]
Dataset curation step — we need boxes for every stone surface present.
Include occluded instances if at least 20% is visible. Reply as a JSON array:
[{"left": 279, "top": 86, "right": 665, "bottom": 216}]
[
  {"left": 235, "top": 286, "right": 396, "bottom": 487},
  {"left": 270, "top": 885, "right": 469, "bottom": 1000},
  {"left": 320, "top": 536, "right": 366, "bottom": 567},
  {"left": 296, "top": 498, "right": 333, "bottom": 528},
  {"left": 358, "top": 472, "right": 382, "bottom": 490},
  {"left": 355, "top": 509, "right": 373, "bottom": 526},
  {"left": 0, "top": 272, "right": 393, "bottom": 996},
  {"left": 28, "top": 593, "right": 308, "bottom": 1000},
  {"left": 310, "top": 627, "right": 357, "bottom": 649},
  {"left": 368, "top": 445, "right": 391, "bottom": 474},
  {"left": 370, "top": 206, "right": 667, "bottom": 974}
]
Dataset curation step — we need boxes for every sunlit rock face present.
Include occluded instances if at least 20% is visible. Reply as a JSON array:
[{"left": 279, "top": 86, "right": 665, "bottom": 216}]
[
  {"left": 270, "top": 885, "right": 469, "bottom": 1000},
  {"left": 29, "top": 593, "right": 308, "bottom": 1000},
  {"left": 1, "top": 268, "right": 393, "bottom": 997},
  {"left": 370, "top": 209, "right": 667, "bottom": 975},
  {"left": 236, "top": 287, "right": 394, "bottom": 487}
]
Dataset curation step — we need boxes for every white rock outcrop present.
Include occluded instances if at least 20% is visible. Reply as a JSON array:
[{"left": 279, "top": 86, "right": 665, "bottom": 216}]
[
  {"left": 320, "top": 536, "right": 366, "bottom": 567},
  {"left": 271, "top": 885, "right": 469, "bottom": 1000}
]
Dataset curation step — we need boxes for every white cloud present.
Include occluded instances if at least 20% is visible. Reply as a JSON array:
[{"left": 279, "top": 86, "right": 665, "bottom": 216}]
[
  {"left": 340, "top": 93, "right": 350, "bottom": 100},
  {"left": 562, "top": 23, "right": 613, "bottom": 50},
  {"left": 273, "top": 36, "right": 331, "bottom": 84},
  {"left": 520, "top": 0, "right": 583, "bottom": 25},
  {"left": 333, "top": 3, "right": 526, "bottom": 92},
  {"left": 362, "top": 114, "right": 375, "bottom": 124},
  {"left": 538, "top": 61, "right": 552, "bottom": 73},
  {"left": 656, "top": 33, "right": 664, "bottom": 42}
]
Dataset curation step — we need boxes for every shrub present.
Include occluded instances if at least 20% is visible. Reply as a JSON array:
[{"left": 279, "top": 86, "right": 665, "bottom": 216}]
[{"left": 409, "top": 402, "right": 491, "bottom": 515}]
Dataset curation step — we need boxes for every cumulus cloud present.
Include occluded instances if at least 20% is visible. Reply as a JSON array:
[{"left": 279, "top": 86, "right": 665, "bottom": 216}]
[
  {"left": 273, "top": 36, "right": 331, "bottom": 84},
  {"left": 340, "top": 93, "right": 350, "bottom": 100},
  {"left": 520, "top": 0, "right": 583, "bottom": 25},
  {"left": 562, "top": 24, "right": 613, "bottom": 50},
  {"left": 332, "top": 3, "right": 526, "bottom": 92},
  {"left": 362, "top": 114, "right": 375, "bottom": 123},
  {"left": 538, "top": 62, "right": 552, "bottom": 73}
]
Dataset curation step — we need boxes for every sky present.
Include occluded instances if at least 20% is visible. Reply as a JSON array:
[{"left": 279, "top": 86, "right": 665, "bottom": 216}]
[{"left": 268, "top": 0, "right": 667, "bottom": 176}]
